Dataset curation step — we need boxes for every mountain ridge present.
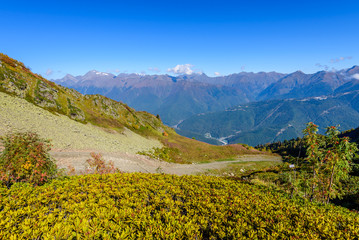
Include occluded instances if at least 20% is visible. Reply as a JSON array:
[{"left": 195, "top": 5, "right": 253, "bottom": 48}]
[{"left": 54, "top": 66, "right": 359, "bottom": 126}]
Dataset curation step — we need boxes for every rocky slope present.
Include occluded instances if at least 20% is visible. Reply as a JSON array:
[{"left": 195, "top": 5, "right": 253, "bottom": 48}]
[{"left": 0, "top": 92, "right": 161, "bottom": 153}]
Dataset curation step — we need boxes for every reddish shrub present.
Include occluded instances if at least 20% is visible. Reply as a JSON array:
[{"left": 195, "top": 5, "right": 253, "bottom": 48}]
[
  {"left": 85, "top": 152, "right": 119, "bottom": 174},
  {"left": 0, "top": 132, "right": 58, "bottom": 188}
]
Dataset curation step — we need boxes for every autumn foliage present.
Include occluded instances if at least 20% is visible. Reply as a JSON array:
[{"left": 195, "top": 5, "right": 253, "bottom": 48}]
[
  {"left": 301, "top": 123, "right": 358, "bottom": 203},
  {"left": 85, "top": 152, "right": 118, "bottom": 174},
  {"left": 0, "top": 132, "right": 58, "bottom": 187}
]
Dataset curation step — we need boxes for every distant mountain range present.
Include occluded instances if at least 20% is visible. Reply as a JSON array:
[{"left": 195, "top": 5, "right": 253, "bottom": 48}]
[
  {"left": 54, "top": 66, "right": 359, "bottom": 146},
  {"left": 258, "top": 66, "right": 359, "bottom": 100},
  {"left": 54, "top": 71, "right": 285, "bottom": 125}
]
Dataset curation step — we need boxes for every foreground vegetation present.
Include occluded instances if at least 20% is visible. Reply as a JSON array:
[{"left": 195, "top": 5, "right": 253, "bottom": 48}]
[
  {"left": 256, "top": 123, "right": 359, "bottom": 210},
  {"left": 0, "top": 130, "right": 358, "bottom": 238},
  {"left": 1, "top": 173, "right": 358, "bottom": 239},
  {"left": 0, "top": 132, "right": 58, "bottom": 187}
]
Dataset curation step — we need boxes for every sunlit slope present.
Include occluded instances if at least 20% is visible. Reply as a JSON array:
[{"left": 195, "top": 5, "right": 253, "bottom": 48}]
[{"left": 0, "top": 92, "right": 161, "bottom": 153}]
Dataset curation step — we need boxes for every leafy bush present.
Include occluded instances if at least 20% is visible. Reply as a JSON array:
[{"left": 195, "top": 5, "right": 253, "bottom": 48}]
[
  {"left": 241, "top": 143, "right": 254, "bottom": 150},
  {"left": 0, "top": 132, "right": 57, "bottom": 187},
  {"left": 85, "top": 152, "right": 119, "bottom": 174},
  {"left": 302, "top": 123, "right": 358, "bottom": 203},
  {"left": 138, "top": 147, "right": 178, "bottom": 162},
  {"left": 0, "top": 173, "right": 358, "bottom": 239}
]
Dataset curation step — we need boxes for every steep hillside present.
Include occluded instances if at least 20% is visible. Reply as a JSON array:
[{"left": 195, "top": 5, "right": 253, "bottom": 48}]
[
  {"left": 0, "top": 54, "right": 165, "bottom": 137},
  {"left": 0, "top": 53, "right": 265, "bottom": 163},
  {"left": 0, "top": 92, "right": 161, "bottom": 153},
  {"left": 178, "top": 92, "right": 359, "bottom": 146},
  {"left": 335, "top": 79, "right": 359, "bottom": 94}
]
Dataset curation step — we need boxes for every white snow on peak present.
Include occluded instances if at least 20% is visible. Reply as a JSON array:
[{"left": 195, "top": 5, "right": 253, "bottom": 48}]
[
  {"left": 95, "top": 72, "right": 109, "bottom": 76},
  {"left": 90, "top": 70, "right": 110, "bottom": 76},
  {"left": 135, "top": 73, "right": 146, "bottom": 76}
]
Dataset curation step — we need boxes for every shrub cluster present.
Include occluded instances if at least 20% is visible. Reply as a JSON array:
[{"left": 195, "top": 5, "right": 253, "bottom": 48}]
[
  {"left": 0, "top": 173, "right": 358, "bottom": 239},
  {"left": 138, "top": 147, "right": 178, "bottom": 162},
  {"left": 0, "top": 132, "right": 57, "bottom": 187},
  {"left": 85, "top": 152, "right": 119, "bottom": 174}
]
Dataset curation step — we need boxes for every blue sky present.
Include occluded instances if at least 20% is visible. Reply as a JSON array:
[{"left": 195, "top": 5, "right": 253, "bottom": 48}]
[{"left": 1, "top": 0, "right": 358, "bottom": 78}]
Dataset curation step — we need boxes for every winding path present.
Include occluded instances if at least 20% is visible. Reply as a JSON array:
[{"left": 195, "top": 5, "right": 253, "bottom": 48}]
[{"left": 51, "top": 150, "right": 282, "bottom": 176}]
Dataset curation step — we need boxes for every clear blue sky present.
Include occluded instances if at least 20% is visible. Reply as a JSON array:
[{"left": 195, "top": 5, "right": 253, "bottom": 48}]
[{"left": 1, "top": 0, "right": 358, "bottom": 78}]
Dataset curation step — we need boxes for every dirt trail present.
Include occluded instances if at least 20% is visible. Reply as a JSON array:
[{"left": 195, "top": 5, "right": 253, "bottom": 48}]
[{"left": 51, "top": 150, "right": 282, "bottom": 175}]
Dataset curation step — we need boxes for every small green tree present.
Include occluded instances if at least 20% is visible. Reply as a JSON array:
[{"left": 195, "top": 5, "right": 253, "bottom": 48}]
[
  {"left": 302, "top": 123, "right": 358, "bottom": 203},
  {"left": 0, "top": 132, "right": 58, "bottom": 188}
]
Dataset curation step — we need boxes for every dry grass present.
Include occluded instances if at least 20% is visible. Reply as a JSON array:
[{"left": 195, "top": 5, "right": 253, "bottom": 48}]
[{"left": 161, "top": 130, "right": 271, "bottom": 163}]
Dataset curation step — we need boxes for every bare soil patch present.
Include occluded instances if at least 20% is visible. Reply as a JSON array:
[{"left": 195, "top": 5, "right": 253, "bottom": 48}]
[{"left": 52, "top": 150, "right": 282, "bottom": 175}]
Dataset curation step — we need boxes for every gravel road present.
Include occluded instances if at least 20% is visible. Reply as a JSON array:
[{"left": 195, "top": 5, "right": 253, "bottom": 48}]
[{"left": 52, "top": 151, "right": 282, "bottom": 175}]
